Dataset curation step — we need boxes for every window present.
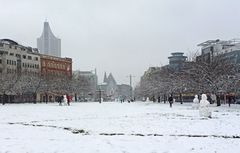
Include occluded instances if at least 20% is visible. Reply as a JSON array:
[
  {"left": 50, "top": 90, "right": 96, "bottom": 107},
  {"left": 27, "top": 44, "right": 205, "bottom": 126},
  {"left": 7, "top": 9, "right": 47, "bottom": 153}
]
[
  {"left": 0, "top": 59, "right": 2, "bottom": 64},
  {"left": 28, "top": 56, "right": 32, "bottom": 60},
  {"left": 9, "top": 53, "right": 14, "bottom": 56},
  {"left": 23, "top": 55, "right": 26, "bottom": 59},
  {"left": 35, "top": 57, "right": 38, "bottom": 61}
]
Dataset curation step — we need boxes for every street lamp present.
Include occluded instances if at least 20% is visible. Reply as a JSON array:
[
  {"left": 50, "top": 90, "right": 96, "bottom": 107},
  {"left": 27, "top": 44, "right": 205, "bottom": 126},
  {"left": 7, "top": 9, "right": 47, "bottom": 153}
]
[{"left": 96, "top": 84, "right": 104, "bottom": 103}]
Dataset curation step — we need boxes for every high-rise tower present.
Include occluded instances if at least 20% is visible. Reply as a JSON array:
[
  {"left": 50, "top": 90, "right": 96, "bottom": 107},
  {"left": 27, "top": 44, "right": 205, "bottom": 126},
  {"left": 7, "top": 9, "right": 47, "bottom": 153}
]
[{"left": 37, "top": 22, "right": 61, "bottom": 57}]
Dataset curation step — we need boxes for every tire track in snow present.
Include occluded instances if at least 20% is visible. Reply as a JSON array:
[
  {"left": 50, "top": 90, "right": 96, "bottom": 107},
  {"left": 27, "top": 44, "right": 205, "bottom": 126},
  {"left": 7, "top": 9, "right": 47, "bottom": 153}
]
[{"left": 7, "top": 122, "right": 240, "bottom": 139}]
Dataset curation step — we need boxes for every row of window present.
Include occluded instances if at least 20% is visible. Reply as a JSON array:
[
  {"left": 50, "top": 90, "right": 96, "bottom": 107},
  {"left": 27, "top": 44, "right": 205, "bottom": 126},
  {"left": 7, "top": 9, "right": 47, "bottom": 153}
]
[
  {"left": 43, "top": 69, "right": 69, "bottom": 77},
  {"left": 8, "top": 45, "right": 27, "bottom": 51},
  {"left": 6, "top": 60, "right": 40, "bottom": 69},
  {"left": 7, "top": 68, "right": 17, "bottom": 73},
  {"left": 22, "top": 63, "right": 40, "bottom": 69},
  {"left": 43, "top": 62, "right": 67, "bottom": 70},
  {"left": 5, "top": 69, "right": 39, "bottom": 75},
  {"left": 7, "top": 60, "right": 16, "bottom": 65},
  {"left": 9, "top": 53, "right": 39, "bottom": 61}
]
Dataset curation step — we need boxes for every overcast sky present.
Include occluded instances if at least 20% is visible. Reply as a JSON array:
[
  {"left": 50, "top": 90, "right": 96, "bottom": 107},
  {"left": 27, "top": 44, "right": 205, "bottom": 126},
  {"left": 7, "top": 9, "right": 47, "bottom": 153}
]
[{"left": 1, "top": 0, "right": 240, "bottom": 86}]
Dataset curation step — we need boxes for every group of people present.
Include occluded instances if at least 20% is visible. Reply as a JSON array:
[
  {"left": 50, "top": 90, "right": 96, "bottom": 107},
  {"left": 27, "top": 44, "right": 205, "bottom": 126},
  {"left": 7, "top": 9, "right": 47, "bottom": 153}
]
[{"left": 56, "top": 95, "right": 71, "bottom": 106}]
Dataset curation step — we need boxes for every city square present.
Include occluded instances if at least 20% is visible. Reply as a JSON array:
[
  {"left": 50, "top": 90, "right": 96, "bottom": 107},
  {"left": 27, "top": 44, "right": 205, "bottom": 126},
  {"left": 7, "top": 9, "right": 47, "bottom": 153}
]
[
  {"left": 1, "top": 1, "right": 240, "bottom": 152},
  {"left": 0, "top": 102, "right": 239, "bottom": 153}
]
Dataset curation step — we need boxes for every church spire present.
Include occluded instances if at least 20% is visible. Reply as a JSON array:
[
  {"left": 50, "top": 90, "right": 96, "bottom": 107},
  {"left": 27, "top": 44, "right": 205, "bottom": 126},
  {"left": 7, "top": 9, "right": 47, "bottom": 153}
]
[{"left": 103, "top": 72, "right": 108, "bottom": 83}]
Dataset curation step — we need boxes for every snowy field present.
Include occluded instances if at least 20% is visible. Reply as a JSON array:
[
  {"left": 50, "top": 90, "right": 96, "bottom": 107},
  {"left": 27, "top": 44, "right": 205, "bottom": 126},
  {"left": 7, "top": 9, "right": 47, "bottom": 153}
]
[{"left": 0, "top": 102, "right": 240, "bottom": 153}]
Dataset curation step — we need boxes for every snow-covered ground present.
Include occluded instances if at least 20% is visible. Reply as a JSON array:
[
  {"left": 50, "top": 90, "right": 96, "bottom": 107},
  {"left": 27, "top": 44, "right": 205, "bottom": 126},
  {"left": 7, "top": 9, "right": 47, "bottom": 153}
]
[{"left": 0, "top": 102, "right": 240, "bottom": 153}]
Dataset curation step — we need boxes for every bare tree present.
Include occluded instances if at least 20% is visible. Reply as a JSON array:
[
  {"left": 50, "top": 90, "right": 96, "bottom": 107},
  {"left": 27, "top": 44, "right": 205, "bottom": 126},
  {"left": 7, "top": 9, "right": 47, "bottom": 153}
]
[
  {"left": 71, "top": 73, "right": 93, "bottom": 101},
  {"left": 185, "top": 54, "right": 238, "bottom": 94}
]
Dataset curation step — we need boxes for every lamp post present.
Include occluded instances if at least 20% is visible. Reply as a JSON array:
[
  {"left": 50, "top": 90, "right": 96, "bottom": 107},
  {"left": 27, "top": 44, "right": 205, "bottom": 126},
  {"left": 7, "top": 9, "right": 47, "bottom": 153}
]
[
  {"left": 97, "top": 85, "right": 103, "bottom": 103},
  {"left": 126, "top": 74, "right": 135, "bottom": 100}
]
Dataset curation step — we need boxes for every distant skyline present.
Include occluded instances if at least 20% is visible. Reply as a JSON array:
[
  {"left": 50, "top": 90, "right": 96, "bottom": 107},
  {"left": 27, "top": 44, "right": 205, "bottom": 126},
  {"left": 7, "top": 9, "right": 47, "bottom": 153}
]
[{"left": 1, "top": 0, "right": 240, "bottom": 86}]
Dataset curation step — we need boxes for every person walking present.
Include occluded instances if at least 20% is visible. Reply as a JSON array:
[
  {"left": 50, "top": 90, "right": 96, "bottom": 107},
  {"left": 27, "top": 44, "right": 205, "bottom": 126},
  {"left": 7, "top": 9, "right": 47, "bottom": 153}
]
[
  {"left": 67, "top": 94, "right": 70, "bottom": 106},
  {"left": 180, "top": 93, "right": 183, "bottom": 104},
  {"left": 227, "top": 93, "right": 232, "bottom": 107},
  {"left": 2, "top": 93, "right": 7, "bottom": 105},
  {"left": 216, "top": 94, "right": 221, "bottom": 106},
  {"left": 58, "top": 95, "right": 63, "bottom": 106},
  {"left": 168, "top": 94, "right": 173, "bottom": 108}
]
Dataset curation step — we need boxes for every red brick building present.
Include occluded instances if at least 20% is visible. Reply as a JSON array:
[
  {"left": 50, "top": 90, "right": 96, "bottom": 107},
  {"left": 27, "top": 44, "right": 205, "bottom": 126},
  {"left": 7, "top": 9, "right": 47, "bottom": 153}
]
[{"left": 40, "top": 54, "right": 72, "bottom": 78}]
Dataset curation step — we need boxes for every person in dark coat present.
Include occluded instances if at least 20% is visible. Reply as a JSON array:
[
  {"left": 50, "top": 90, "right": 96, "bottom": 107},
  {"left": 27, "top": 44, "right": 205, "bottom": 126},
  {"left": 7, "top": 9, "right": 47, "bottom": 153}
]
[
  {"left": 179, "top": 93, "right": 183, "bottom": 104},
  {"left": 227, "top": 94, "right": 232, "bottom": 107},
  {"left": 2, "top": 93, "right": 7, "bottom": 105},
  {"left": 67, "top": 95, "right": 70, "bottom": 106},
  {"left": 216, "top": 94, "right": 221, "bottom": 106},
  {"left": 58, "top": 96, "right": 63, "bottom": 106},
  {"left": 168, "top": 94, "right": 173, "bottom": 108}
]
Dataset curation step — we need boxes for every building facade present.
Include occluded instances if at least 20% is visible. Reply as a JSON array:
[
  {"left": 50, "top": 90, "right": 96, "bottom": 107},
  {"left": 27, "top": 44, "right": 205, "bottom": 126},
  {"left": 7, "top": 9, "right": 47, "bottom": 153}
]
[
  {"left": 40, "top": 54, "right": 72, "bottom": 78},
  {"left": 37, "top": 22, "right": 61, "bottom": 57},
  {"left": 197, "top": 39, "right": 240, "bottom": 64},
  {"left": 98, "top": 72, "right": 132, "bottom": 101},
  {"left": 0, "top": 39, "right": 41, "bottom": 103},
  {"left": 73, "top": 70, "right": 98, "bottom": 101},
  {"left": 168, "top": 52, "right": 187, "bottom": 71},
  {"left": 0, "top": 39, "right": 41, "bottom": 75}
]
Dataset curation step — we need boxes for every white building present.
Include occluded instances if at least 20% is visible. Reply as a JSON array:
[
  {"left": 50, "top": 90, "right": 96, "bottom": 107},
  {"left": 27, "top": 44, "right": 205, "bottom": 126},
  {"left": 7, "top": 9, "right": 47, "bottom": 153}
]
[
  {"left": 198, "top": 39, "right": 240, "bottom": 56},
  {"left": 0, "top": 39, "right": 40, "bottom": 75},
  {"left": 37, "top": 22, "right": 61, "bottom": 57}
]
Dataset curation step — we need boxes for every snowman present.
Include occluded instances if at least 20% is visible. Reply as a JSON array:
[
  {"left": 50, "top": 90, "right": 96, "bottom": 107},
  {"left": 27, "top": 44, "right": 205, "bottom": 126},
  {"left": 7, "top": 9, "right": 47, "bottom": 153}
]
[
  {"left": 63, "top": 95, "right": 68, "bottom": 106},
  {"left": 199, "top": 94, "right": 212, "bottom": 118},
  {"left": 192, "top": 95, "right": 199, "bottom": 109}
]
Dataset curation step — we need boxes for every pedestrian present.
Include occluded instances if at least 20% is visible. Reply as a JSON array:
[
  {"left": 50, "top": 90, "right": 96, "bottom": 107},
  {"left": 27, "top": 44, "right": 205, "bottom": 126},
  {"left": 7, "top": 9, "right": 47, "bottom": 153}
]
[
  {"left": 58, "top": 95, "right": 63, "bottom": 106},
  {"left": 180, "top": 93, "right": 183, "bottom": 104},
  {"left": 216, "top": 94, "right": 221, "bottom": 106},
  {"left": 227, "top": 93, "right": 232, "bottom": 107},
  {"left": 207, "top": 93, "right": 212, "bottom": 104},
  {"left": 67, "top": 94, "right": 70, "bottom": 106},
  {"left": 2, "top": 93, "right": 7, "bottom": 105},
  {"left": 168, "top": 94, "right": 173, "bottom": 108}
]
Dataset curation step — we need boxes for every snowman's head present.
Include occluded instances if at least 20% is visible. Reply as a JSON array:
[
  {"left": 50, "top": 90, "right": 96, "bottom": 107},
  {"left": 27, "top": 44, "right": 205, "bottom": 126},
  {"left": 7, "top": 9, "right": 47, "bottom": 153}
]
[
  {"left": 201, "top": 94, "right": 207, "bottom": 100},
  {"left": 195, "top": 95, "right": 198, "bottom": 98}
]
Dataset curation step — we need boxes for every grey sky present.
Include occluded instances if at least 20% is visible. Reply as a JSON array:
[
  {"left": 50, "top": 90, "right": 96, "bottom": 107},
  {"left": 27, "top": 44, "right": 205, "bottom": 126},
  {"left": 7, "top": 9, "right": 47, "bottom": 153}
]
[{"left": 1, "top": 0, "right": 240, "bottom": 86}]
